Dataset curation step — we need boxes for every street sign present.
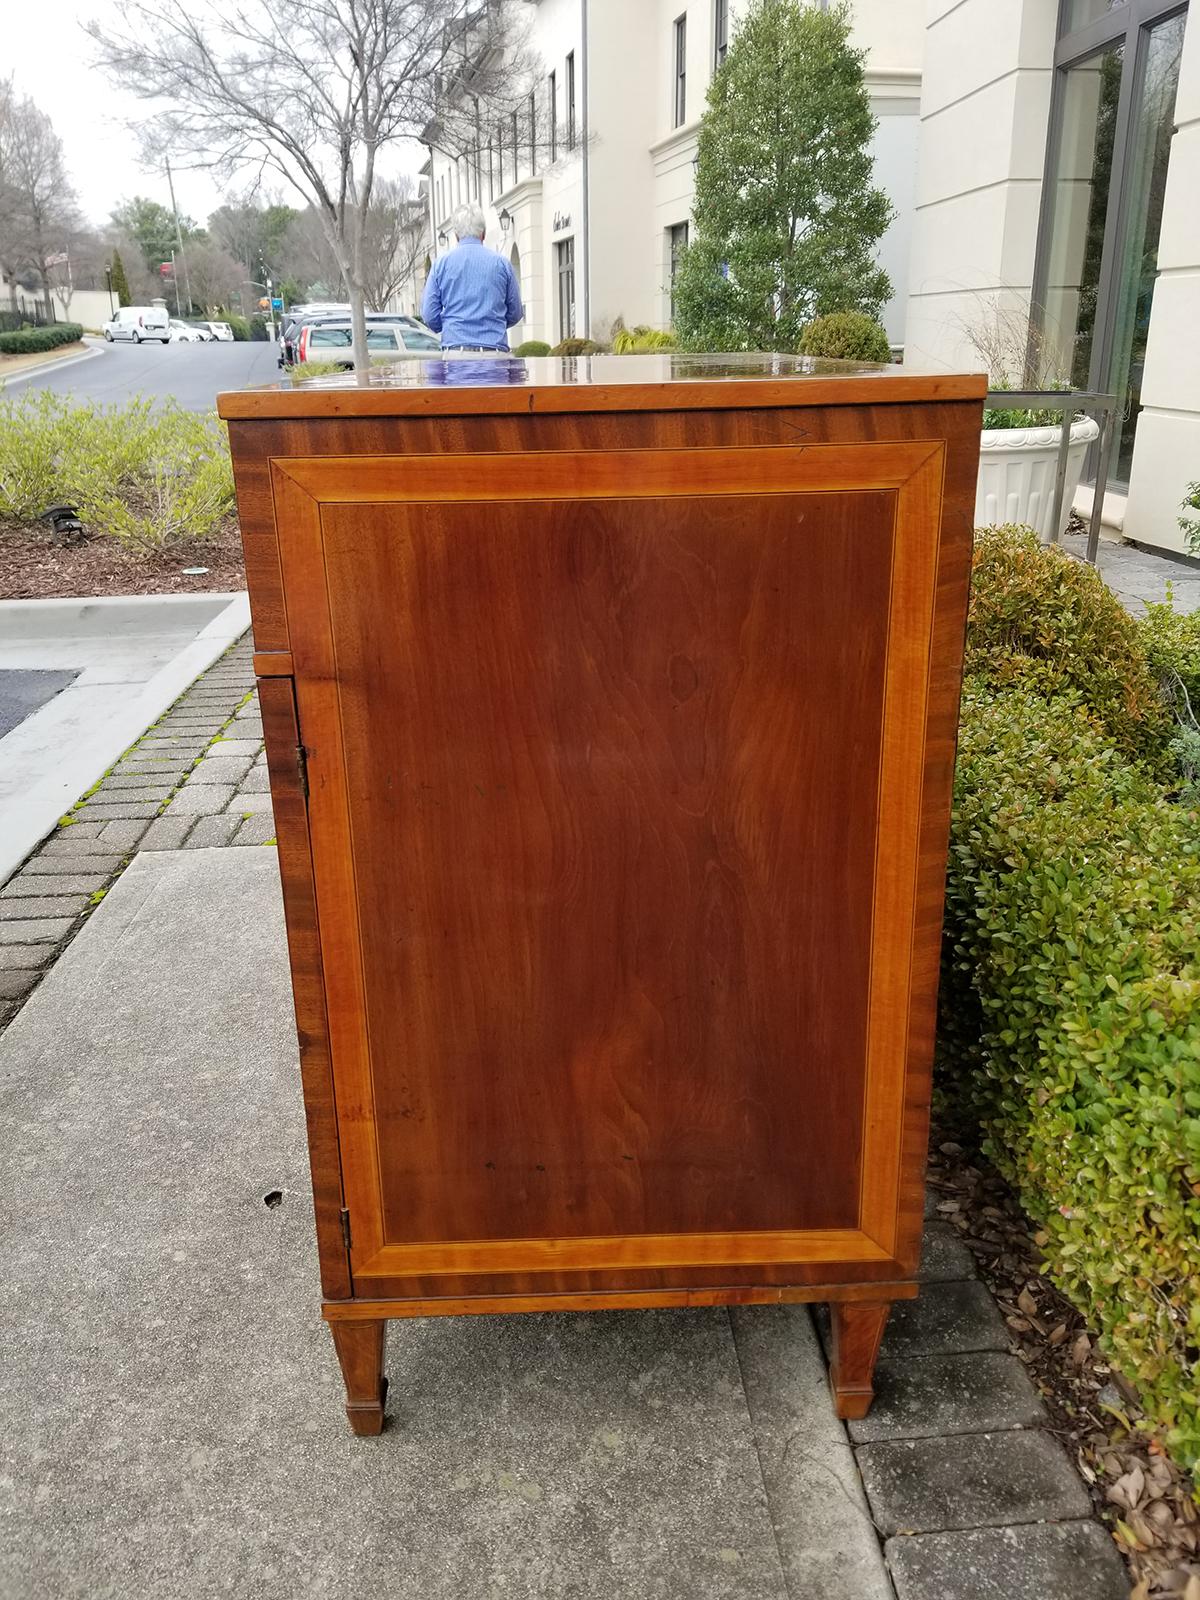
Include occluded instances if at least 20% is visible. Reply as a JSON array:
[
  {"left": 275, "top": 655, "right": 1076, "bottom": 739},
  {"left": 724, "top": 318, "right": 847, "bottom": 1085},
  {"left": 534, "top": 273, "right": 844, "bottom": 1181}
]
[{"left": 271, "top": 297, "right": 283, "bottom": 310}]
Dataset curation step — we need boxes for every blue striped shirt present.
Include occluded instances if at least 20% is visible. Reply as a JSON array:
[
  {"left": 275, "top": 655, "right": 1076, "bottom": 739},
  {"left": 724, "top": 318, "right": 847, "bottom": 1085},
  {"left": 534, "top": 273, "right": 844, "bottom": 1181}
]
[{"left": 421, "top": 238, "right": 524, "bottom": 350}]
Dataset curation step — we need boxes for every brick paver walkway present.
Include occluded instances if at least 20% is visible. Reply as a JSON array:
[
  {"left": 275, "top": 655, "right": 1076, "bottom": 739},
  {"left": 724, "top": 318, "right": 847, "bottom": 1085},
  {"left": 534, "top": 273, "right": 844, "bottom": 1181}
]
[{"left": 0, "top": 636, "right": 263, "bottom": 1030}]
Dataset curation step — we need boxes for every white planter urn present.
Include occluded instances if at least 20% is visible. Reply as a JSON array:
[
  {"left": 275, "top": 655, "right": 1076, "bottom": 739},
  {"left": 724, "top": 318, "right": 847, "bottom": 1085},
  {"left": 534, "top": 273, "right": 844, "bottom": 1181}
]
[{"left": 974, "top": 415, "right": 1101, "bottom": 541}]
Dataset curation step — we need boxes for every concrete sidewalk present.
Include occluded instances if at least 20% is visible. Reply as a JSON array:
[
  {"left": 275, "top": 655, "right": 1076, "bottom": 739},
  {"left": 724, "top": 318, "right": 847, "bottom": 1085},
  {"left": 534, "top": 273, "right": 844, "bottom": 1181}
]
[{"left": 0, "top": 848, "right": 888, "bottom": 1600}]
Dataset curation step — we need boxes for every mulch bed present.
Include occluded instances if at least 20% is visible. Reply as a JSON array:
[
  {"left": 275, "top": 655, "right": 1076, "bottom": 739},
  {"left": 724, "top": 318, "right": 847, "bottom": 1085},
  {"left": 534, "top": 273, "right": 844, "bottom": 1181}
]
[
  {"left": 929, "top": 1130, "right": 1200, "bottom": 1599},
  {"left": 0, "top": 520, "right": 246, "bottom": 598}
]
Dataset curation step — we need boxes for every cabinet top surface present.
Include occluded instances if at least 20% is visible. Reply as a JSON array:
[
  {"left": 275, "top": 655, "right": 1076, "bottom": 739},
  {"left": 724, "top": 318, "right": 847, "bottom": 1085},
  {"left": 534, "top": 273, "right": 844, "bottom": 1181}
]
[{"left": 217, "top": 351, "right": 987, "bottom": 421}]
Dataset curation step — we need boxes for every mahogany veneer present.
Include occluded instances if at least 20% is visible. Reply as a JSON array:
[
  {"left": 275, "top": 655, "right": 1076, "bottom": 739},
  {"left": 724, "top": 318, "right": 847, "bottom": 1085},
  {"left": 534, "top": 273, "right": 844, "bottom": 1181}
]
[{"left": 218, "top": 353, "right": 984, "bottom": 1434}]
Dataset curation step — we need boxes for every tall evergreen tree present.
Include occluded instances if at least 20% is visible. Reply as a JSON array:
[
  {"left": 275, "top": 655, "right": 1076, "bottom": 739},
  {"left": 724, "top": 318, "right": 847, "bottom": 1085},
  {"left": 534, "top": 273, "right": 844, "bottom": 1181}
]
[
  {"left": 674, "top": 0, "right": 894, "bottom": 353},
  {"left": 110, "top": 249, "right": 132, "bottom": 307}
]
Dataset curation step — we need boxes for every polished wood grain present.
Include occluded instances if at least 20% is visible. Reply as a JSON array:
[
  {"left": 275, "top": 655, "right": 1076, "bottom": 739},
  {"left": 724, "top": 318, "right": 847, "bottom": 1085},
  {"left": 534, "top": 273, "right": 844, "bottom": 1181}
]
[
  {"left": 224, "top": 371, "right": 981, "bottom": 1432},
  {"left": 258, "top": 677, "right": 350, "bottom": 1300},
  {"left": 272, "top": 443, "right": 941, "bottom": 1284},
  {"left": 226, "top": 399, "right": 980, "bottom": 654},
  {"left": 324, "top": 1280, "right": 919, "bottom": 1321},
  {"left": 829, "top": 1301, "right": 892, "bottom": 1419},
  {"left": 253, "top": 651, "right": 294, "bottom": 677},
  {"left": 329, "top": 1319, "right": 388, "bottom": 1435},
  {"left": 216, "top": 352, "right": 986, "bottom": 421}
]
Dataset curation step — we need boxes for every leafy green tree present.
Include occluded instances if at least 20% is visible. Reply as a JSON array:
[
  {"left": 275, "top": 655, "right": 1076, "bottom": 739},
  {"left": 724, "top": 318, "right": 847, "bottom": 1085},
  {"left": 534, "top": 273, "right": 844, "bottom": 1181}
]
[
  {"left": 109, "top": 248, "right": 132, "bottom": 307},
  {"left": 110, "top": 195, "right": 197, "bottom": 271},
  {"left": 674, "top": 0, "right": 894, "bottom": 353}
]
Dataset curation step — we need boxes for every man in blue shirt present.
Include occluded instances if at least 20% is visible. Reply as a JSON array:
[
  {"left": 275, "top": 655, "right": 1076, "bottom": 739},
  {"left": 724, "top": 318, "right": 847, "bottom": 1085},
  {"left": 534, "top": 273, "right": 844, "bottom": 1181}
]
[{"left": 422, "top": 203, "right": 524, "bottom": 351}]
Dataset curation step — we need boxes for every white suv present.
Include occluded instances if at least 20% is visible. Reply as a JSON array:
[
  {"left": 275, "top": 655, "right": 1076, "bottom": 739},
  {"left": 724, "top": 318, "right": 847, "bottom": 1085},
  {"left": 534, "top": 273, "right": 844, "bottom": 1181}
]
[
  {"left": 195, "top": 321, "right": 234, "bottom": 342},
  {"left": 102, "top": 306, "right": 170, "bottom": 344}
]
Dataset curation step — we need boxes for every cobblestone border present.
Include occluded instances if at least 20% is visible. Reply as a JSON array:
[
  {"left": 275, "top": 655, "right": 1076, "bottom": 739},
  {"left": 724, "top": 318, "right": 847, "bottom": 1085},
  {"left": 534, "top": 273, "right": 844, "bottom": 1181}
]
[{"left": 0, "top": 633, "right": 263, "bottom": 1033}]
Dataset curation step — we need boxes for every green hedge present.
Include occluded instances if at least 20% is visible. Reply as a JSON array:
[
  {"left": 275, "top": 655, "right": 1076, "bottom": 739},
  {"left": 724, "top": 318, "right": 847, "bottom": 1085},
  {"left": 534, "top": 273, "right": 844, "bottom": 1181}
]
[
  {"left": 513, "top": 340, "right": 551, "bottom": 356},
  {"left": 0, "top": 322, "right": 84, "bottom": 355},
  {"left": 942, "top": 525, "right": 1200, "bottom": 1471}
]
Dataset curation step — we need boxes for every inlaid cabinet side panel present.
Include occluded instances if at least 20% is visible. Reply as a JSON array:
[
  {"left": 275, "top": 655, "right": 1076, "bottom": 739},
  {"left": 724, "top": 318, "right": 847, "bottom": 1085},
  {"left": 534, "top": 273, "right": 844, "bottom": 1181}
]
[
  {"left": 887, "top": 401, "right": 979, "bottom": 1275},
  {"left": 258, "top": 675, "right": 350, "bottom": 1300}
]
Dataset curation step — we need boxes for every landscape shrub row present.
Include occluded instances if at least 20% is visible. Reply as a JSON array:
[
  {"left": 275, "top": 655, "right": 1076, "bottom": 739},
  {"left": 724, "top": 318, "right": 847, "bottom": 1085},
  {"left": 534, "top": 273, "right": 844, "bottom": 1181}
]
[
  {"left": 942, "top": 525, "right": 1200, "bottom": 1471},
  {"left": 0, "top": 322, "right": 84, "bottom": 356},
  {"left": 0, "top": 390, "right": 234, "bottom": 548}
]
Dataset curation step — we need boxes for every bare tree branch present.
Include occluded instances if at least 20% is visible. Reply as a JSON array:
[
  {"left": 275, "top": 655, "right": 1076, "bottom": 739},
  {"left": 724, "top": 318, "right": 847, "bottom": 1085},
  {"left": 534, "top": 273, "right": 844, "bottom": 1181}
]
[{"left": 87, "top": 0, "right": 539, "bottom": 373}]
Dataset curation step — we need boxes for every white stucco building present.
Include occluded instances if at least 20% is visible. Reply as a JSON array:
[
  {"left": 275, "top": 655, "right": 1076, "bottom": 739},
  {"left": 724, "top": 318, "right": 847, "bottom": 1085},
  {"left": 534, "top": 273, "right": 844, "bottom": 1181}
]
[
  {"left": 420, "top": 0, "right": 923, "bottom": 347},
  {"left": 418, "top": 0, "right": 1200, "bottom": 556},
  {"left": 905, "top": 0, "right": 1198, "bottom": 555}
]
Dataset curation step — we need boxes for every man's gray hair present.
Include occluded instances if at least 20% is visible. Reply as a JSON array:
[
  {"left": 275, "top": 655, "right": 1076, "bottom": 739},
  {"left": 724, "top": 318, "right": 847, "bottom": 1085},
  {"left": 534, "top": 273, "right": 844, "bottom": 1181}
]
[{"left": 452, "top": 202, "right": 487, "bottom": 240}]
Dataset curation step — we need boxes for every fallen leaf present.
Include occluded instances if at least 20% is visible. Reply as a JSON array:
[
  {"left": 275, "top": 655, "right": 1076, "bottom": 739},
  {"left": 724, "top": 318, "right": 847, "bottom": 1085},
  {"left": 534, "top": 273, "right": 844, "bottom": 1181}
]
[
  {"left": 1128, "top": 1510, "right": 1157, "bottom": 1546},
  {"left": 1071, "top": 1332, "right": 1092, "bottom": 1365},
  {"left": 1113, "top": 1518, "right": 1147, "bottom": 1551},
  {"left": 1048, "top": 1322, "right": 1069, "bottom": 1346},
  {"left": 1017, "top": 1286, "right": 1039, "bottom": 1317},
  {"left": 1186, "top": 1572, "right": 1200, "bottom": 1598},
  {"left": 1006, "top": 1315, "right": 1032, "bottom": 1333},
  {"left": 1128, "top": 1580, "right": 1150, "bottom": 1600}
]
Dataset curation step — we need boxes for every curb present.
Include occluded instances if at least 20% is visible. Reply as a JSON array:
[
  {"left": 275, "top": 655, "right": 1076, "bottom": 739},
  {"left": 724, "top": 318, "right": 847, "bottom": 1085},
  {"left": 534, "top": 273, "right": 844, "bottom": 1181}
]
[
  {"left": 0, "top": 633, "right": 259, "bottom": 1030},
  {"left": 0, "top": 337, "right": 107, "bottom": 388},
  {"left": 0, "top": 593, "right": 251, "bottom": 884}
]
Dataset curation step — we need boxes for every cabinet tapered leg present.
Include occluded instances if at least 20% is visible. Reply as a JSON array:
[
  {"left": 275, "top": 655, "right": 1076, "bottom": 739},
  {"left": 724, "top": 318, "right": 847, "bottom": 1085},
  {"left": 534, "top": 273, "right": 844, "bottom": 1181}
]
[
  {"left": 330, "top": 1319, "right": 388, "bottom": 1436},
  {"left": 829, "top": 1301, "right": 891, "bottom": 1420}
]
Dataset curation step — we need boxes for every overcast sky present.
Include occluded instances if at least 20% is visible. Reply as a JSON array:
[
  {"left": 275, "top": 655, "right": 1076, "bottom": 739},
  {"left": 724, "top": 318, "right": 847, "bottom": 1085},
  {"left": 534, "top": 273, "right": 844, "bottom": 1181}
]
[{"left": 6, "top": 0, "right": 422, "bottom": 231}]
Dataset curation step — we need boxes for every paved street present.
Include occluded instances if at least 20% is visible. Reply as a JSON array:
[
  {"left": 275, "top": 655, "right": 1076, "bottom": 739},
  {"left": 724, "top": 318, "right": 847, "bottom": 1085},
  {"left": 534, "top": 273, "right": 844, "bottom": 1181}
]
[{"left": 7, "top": 337, "right": 281, "bottom": 411}]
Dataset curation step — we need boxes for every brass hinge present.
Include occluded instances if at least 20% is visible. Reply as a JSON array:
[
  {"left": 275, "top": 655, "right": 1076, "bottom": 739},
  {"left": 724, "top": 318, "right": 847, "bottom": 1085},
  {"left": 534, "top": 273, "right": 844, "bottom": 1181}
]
[
  {"left": 339, "top": 1206, "right": 352, "bottom": 1255},
  {"left": 295, "top": 742, "right": 309, "bottom": 803}
]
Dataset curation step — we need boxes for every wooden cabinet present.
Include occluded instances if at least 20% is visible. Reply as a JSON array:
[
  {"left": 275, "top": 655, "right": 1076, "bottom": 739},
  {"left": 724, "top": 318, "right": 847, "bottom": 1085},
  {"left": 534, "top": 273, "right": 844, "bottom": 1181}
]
[{"left": 218, "top": 354, "right": 983, "bottom": 1435}]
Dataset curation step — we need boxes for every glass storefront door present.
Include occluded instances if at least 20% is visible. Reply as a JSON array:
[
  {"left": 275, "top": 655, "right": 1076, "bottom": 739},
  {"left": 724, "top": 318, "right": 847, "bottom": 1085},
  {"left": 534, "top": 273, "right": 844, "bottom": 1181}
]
[
  {"left": 1109, "top": 12, "right": 1186, "bottom": 478},
  {"left": 1034, "top": 2, "right": 1187, "bottom": 487}
]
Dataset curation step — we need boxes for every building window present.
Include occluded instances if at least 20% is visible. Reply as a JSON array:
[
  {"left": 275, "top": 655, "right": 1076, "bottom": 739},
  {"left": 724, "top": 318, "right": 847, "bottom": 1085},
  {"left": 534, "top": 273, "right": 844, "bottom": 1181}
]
[
  {"left": 714, "top": 0, "right": 728, "bottom": 67},
  {"left": 556, "top": 237, "right": 576, "bottom": 340},
  {"left": 668, "top": 221, "right": 689, "bottom": 320},
  {"left": 548, "top": 71, "right": 558, "bottom": 162},
  {"left": 673, "top": 16, "right": 687, "bottom": 128},
  {"left": 528, "top": 91, "right": 538, "bottom": 175},
  {"left": 1032, "top": 0, "right": 1186, "bottom": 486},
  {"left": 566, "top": 52, "right": 577, "bottom": 148}
]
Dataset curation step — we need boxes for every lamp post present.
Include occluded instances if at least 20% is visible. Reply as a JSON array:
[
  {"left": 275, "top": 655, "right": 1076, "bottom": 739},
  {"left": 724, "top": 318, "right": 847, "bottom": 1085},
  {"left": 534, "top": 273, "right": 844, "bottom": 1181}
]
[
  {"left": 244, "top": 277, "right": 277, "bottom": 342},
  {"left": 104, "top": 265, "right": 115, "bottom": 319}
]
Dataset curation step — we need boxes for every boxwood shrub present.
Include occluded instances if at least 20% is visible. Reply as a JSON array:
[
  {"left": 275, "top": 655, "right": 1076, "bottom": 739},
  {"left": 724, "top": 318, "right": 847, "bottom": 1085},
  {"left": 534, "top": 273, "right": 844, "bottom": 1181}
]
[
  {"left": 796, "top": 310, "right": 892, "bottom": 362},
  {"left": 941, "top": 526, "right": 1200, "bottom": 1471},
  {"left": 0, "top": 322, "right": 84, "bottom": 355}
]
